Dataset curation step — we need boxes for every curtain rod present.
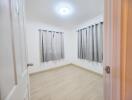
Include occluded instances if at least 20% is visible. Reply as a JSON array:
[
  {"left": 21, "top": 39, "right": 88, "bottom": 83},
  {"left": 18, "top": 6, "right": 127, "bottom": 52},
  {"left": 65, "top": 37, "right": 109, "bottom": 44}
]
[
  {"left": 76, "top": 21, "right": 104, "bottom": 32},
  {"left": 38, "top": 29, "right": 64, "bottom": 34}
]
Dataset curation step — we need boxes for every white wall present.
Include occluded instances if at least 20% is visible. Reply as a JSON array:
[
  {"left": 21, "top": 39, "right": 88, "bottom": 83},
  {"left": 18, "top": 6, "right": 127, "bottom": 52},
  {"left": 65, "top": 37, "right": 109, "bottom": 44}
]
[
  {"left": 26, "top": 15, "right": 103, "bottom": 75},
  {"left": 26, "top": 20, "right": 75, "bottom": 67},
  {"left": 64, "top": 29, "right": 78, "bottom": 61}
]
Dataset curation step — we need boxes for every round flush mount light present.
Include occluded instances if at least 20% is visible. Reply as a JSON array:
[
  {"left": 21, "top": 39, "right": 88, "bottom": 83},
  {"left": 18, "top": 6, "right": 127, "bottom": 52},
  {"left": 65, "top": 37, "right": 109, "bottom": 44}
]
[
  {"left": 55, "top": 2, "right": 74, "bottom": 17},
  {"left": 59, "top": 7, "right": 70, "bottom": 15}
]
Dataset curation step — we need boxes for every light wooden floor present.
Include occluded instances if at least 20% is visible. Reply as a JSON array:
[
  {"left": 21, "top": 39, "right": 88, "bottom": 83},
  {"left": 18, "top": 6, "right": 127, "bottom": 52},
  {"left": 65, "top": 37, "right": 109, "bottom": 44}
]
[{"left": 30, "top": 65, "right": 103, "bottom": 100}]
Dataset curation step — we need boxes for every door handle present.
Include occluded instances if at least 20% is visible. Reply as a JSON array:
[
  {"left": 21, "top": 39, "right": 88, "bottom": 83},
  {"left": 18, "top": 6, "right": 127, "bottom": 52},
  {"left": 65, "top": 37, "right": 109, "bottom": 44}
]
[
  {"left": 27, "top": 63, "right": 33, "bottom": 67},
  {"left": 105, "top": 66, "right": 110, "bottom": 74}
]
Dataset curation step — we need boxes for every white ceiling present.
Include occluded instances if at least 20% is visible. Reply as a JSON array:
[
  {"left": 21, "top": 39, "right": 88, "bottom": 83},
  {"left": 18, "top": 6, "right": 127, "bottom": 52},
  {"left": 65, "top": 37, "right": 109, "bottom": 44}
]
[{"left": 26, "top": 0, "right": 104, "bottom": 30}]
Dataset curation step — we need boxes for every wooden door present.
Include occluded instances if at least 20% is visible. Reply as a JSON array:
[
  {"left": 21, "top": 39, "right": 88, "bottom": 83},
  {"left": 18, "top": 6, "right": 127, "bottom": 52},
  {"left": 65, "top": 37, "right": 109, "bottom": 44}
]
[
  {"left": 0, "top": 0, "right": 29, "bottom": 100},
  {"left": 121, "top": 0, "right": 132, "bottom": 100}
]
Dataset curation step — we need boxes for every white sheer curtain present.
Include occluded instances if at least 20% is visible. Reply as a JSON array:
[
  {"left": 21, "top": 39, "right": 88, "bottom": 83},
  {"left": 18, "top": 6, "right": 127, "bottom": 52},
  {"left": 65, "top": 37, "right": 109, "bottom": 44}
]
[
  {"left": 39, "top": 30, "right": 64, "bottom": 62},
  {"left": 78, "top": 22, "right": 103, "bottom": 62}
]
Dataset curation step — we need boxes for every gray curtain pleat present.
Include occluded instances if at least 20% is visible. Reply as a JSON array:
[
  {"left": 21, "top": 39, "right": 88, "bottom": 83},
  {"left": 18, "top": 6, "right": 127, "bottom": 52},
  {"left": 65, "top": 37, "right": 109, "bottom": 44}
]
[
  {"left": 52, "top": 31, "right": 57, "bottom": 60},
  {"left": 61, "top": 33, "right": 64, "bottom": 58},
  {"left": 56, "top": 32, "right": 61, "bottom": 60},
  {"left": 80, "top": 30, "right": 83, "bottom": 59},
  {"left": 98, "top": 22, "right": 103, "bottom": 62},
  {"left": 79, "top": 30, "right": 82, "bottom": 59},
  {"left": 91, "top": 26, "right": 94, "bottom": 61},
  {"left": 58, "top": 32, "right": 62, "bottom": 60},
  {"left": 85, "top": 28, "right": 89, "bottom": 60},
  {"left": 78, "top": 30, "right": 80, "bottom": 59},
  {"left": 78, "top": 22, "right": 103, "bottom": 62},
  {"left": 40, "top": 31, "right": 43, "bottom": 62},
  {"left": 54, "top": 32, "right": 59, "bottom": 60},
  {"left": 88, "top": 26, "right": 93, "bottom": 61},
  {"left": 40, "top": 30, "right": 64, "bottom": 62},
  {"left": 51, "top": 31, "right": 55, "bottom": 60},
  {"left": 48, "top": 31, "right": 52, "bottom": 61},
  {"left": 93, "top": 25, "right": 98, "bottom": 61},
  {"left": 41, "top": 30, "right": 48, "bottom": 62},
  {"left": 82, "top": 28, "right": 87, "bottom": 59}
]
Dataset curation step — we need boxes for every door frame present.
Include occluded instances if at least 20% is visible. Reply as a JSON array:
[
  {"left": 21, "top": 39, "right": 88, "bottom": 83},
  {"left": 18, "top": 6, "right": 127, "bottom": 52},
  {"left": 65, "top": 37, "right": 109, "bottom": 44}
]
[{"left": 121, "top": 0, "right": 132, "bottom": 100}]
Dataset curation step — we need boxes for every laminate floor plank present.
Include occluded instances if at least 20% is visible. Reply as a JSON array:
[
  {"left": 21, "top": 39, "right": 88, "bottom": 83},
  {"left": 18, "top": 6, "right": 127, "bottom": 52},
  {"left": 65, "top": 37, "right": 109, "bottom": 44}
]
[{"left": 30, "top": 65, "right": 103, "bottom": 100}]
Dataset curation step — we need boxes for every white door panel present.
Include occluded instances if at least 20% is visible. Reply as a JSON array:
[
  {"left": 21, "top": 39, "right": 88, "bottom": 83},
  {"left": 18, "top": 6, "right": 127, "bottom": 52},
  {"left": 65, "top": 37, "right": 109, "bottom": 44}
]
[
  {"left": 6, "top": 70, "right": 28, "bottom": 100},
  {"left": 0, "top": 0, "right": 28, "bottom": 100},
  {"left": 0, "top": 0, "right": 17, "bottom": 99}
]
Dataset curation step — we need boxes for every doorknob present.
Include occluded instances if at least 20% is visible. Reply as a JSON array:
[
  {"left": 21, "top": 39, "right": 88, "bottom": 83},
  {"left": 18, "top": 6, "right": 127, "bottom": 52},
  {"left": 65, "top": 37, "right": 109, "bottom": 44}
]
[
  {"left": 27, "top": 63, "right": 33, "bottom": 67},
  {"left": 105, "top": 66, "right": 110, "bottom": 74}
]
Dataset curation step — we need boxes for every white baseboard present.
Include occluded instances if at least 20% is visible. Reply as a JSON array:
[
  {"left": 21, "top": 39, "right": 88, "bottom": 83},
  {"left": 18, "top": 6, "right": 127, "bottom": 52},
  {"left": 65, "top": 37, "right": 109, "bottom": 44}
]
[
  {"left": 72, "top": 59, "right": 103, "bottom": 75},
  {"left": 71, "top": 64, "right": 103, "bottom": 76},
  {"left": 29, "top": 60, "right": 103, "bottom": 76},
  {"left": 29, "top": 60, "right": 71, "bottom": 75}
]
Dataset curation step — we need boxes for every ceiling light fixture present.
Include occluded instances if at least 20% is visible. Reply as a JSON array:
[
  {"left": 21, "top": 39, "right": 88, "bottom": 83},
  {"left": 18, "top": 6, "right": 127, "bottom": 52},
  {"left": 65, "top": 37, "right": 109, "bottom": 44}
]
[
  {"left": 59, "top": 7, "right": 70, "bottom": 15},
  {"left": 55, "top": 2, "right": 74, "bottom": 17}
]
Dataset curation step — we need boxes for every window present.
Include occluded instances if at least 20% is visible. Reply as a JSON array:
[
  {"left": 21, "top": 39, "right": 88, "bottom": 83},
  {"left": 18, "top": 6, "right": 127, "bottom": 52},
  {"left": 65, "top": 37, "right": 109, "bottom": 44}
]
[
  {"left": 78, "top": 22, "right": 103, "bottom": 62},
  {"left": 39, "top": 29, "right": 64, "bottom": 62}
]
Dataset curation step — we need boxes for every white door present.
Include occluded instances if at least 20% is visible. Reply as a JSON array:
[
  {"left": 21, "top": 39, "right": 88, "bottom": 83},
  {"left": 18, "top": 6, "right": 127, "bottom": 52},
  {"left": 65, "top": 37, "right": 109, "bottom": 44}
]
[
  {"left": 104, "top": 0, "right": 121, "bottom": 100},
  {"left": 0, "top": 0, "right": 29, "bottom": 100}
]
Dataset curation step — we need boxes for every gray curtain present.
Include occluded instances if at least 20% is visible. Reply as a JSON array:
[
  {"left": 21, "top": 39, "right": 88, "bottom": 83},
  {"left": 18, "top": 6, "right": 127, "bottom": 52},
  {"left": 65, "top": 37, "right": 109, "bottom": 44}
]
[
  {"left": 82, "top": 28, "right": 87, "bottom": 59},
  {"left": 78, "top": 22, "right": 103, "bottom": 62},
  {"left": 40, "top": 30, "right": 64, "bottom": 62}
]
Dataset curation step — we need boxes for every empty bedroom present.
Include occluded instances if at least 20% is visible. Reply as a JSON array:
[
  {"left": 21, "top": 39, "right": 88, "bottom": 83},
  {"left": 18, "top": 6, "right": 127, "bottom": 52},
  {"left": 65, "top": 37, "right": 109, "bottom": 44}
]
[
  {"left": 25, "top": 0, "right": 104, "bottom": 100},
  {"left": 1, "top": 0, "right": 132, "bottom": 100}
]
